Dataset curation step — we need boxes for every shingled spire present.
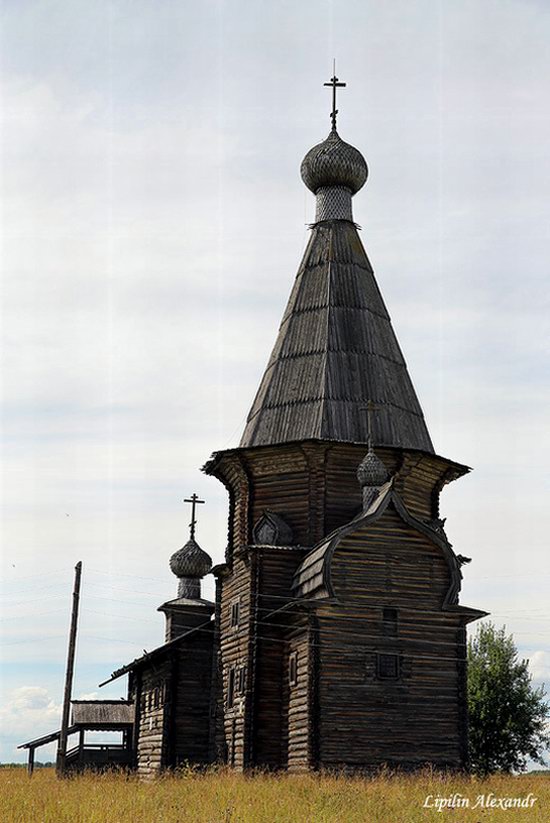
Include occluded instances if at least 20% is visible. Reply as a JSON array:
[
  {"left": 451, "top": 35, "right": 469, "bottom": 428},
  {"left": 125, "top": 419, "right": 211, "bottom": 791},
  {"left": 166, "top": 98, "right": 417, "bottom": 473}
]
[{"left": 240, "top": 79, "right": 433, "bottom": 453}]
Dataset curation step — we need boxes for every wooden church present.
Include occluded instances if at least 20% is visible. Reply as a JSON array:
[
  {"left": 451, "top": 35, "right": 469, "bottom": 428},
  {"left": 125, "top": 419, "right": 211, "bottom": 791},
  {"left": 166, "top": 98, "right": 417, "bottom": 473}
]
[{"left": 36, "top": 76, "right": 485, "bottom": 777}]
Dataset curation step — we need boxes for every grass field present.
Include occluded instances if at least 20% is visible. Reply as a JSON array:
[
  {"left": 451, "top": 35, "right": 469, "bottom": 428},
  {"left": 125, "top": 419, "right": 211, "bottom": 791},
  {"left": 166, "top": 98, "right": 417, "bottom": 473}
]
[{"left": 1, "top": 767, "right": 549, "bottom": 823}]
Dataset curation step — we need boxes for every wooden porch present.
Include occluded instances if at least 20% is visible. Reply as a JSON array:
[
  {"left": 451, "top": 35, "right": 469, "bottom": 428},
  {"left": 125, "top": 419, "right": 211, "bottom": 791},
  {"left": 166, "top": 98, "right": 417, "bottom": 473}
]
[{"left": 18, "top": 700, "right": 135, "bottom": 775}]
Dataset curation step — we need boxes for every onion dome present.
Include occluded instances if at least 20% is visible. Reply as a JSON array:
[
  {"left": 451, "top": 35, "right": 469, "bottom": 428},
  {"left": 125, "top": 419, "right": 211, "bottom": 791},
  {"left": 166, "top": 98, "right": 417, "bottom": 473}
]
[
  {"left": 357, "top": 447, "right": 388, "bottom": 488},
  {"left": 169, "top": 538, "right": 212, "bottom": 580},
  {"left": 301, "top": 129, "right": 368, "bottom": 195}
]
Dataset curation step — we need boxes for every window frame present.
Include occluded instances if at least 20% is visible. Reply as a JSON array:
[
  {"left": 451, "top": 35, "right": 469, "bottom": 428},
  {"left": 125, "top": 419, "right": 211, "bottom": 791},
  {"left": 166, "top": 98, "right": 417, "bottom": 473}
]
[
  {"left": 227, "top": 667, "right": 236, "bottom": 709},
  {"left": 376, "top": 652, "right": 401, "bottom": 680},
  {"left": 382, "top": 606, "right": 398, "bottom": 637},
  {"left": 289, "top": 651, "right": 298, "bottom": 688},
  {"left": 230, "top": 598, "right": 240, "bottom": 629},
  {"left": 236, "top": 665, "right": 247, "bottom": 696}
]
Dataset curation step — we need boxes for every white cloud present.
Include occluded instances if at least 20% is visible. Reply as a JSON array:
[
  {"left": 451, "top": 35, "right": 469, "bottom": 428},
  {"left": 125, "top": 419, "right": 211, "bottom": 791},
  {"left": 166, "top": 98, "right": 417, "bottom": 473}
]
[
  {"left": 528, "top": 652, "right": 550, "bottom": 686},
  {"left": 0, "top": 686, "right": 60, "bottom": 741}
]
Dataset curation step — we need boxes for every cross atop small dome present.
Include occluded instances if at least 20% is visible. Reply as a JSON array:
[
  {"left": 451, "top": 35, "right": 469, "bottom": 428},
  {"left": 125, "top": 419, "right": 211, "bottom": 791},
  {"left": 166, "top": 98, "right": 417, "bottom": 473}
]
[
  {"left": 169, "top": 494, "right": 212, "bottom": 600},
  {"left": 300, "top": 71, "right": 368, "bottom": 223}
]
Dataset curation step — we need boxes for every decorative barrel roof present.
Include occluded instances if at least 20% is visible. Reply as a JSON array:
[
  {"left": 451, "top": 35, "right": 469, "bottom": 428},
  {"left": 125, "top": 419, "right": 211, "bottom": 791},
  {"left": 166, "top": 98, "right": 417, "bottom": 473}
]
[
  {"left": 301, "top": 129, "right": 368, "bottom": 195},
  {"left": 169, "top": 538, "right": 212, "bottom": 579}
]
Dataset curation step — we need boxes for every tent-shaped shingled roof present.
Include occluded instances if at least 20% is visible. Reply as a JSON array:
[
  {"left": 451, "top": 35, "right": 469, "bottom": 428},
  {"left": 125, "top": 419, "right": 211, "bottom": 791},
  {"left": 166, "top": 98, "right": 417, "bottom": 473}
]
[{"left": 240, "top": 220, "right": 434, "bottom": 452}]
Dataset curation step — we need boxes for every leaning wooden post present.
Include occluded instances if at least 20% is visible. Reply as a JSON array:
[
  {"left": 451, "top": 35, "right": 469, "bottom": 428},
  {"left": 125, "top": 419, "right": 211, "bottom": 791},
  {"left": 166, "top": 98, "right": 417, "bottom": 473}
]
[{"left": 56, "top": 561, "right": 82, "bottom": 777}]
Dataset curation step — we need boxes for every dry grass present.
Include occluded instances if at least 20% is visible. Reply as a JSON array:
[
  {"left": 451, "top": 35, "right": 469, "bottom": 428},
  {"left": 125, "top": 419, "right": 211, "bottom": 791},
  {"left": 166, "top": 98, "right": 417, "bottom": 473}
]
[{"left": 0, "top": 767, "right": 549, "bottom": 823}]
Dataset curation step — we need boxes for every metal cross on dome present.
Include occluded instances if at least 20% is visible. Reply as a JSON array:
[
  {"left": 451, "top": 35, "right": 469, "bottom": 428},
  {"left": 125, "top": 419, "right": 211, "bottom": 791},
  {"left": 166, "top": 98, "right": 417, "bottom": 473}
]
[
  {"left": 324, "top": 61, "right": 346, "bottom": 130},
  {"left": 183, "top": 493, "right": 205, "bottom": 540}
]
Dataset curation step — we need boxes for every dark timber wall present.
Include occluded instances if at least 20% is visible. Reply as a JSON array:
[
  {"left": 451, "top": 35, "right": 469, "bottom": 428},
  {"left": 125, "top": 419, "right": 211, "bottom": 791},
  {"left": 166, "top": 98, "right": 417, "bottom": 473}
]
[
  {"left": 207, "top": 442, "right": 466, "bottom": 555},
  {"left": 206, "top": 439, "right": 473, "bottom": 772},
  {"left": 217, "top": 554, "right": 254, "bottom": 769},
  {"left": 285, "top": 627, "right": 312, "bottom": 772},
  {"left": 131, "top": 630, "right": 214, "bottom": 779},
  {"left": 317, "top": 506, "right": 465, "bottom": 768},
  {"left": 251, "top": 546, "right": 306, "bottom": 768},
  {"left": 136, "top": 659, "right": 172, "bottom": 779}
]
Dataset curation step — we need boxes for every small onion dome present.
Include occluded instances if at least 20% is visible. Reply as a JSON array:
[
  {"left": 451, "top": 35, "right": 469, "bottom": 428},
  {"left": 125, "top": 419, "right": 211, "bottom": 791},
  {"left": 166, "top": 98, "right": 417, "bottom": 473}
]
[
  {"left": 357, "top": 448, "right": 388, "bottom": 488},
  {"left": 169, "top": 537, "right": 212, "bottom": 579},
  {"left": 301, "top": 129, "right": 368, "bottom": 195}
]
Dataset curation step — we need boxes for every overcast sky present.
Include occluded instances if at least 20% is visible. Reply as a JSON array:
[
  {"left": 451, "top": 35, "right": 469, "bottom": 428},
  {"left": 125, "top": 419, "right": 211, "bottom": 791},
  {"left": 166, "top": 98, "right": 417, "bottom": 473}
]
[{"left": 1, "top": 0, "right": 549, "bottom": 764}]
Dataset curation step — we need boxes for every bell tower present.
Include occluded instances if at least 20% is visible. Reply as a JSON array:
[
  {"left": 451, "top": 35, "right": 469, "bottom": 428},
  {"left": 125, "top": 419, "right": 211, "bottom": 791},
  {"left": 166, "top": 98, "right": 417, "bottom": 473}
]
[{"left": 205, "top": 73, "right": 485, "bottom": 771}]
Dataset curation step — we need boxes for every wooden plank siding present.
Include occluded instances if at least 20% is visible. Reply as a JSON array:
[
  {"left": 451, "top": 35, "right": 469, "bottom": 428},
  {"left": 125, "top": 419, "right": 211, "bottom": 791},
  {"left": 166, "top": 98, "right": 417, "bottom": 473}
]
[
  {"left": 285, "top": 628, "right": 312, "bottom": 772},
  {"left": 251, "top": 546, "right": 306, "bottom": 768},
  {"left": 128, "top": 629, "right": 214, "bottom": 778},
  {"left": 136, "top": 658, "right": 172, "bottom": 780},
  {"left": 172, "top": 637, "right": 213, "bottom": 766},
  {"left": 206, "top": 438, "right": 475, "bottom": 773},
  {"left": 217, "top": 553, "right": 254, "bottom": 769},
  {"left": 314, "top": 506, "right": 466, "bottom": 769},
  {"left": 208, "top": 442, "right": 466, "bottom": 556}
]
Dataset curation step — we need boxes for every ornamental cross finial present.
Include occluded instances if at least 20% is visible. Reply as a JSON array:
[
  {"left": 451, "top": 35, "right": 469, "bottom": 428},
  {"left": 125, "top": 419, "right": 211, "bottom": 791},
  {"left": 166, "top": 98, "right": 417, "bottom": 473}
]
[
  {"left": 183, "top": 493, "right": 205, "bottom": 540},
  {"left": 359, "top": 400, "right": 381, "bottom": 449},
  {"left": 324, "top": 60, "right": 346, "bottom": 130}
]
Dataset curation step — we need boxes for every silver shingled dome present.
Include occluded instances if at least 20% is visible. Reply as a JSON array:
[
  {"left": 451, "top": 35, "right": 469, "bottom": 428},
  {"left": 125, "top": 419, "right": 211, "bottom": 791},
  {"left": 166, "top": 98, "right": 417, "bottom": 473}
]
[
  {"left": 301, "top": 129, "right": 368, "bottom": 195},
  {"left": 169, "top": 537, "right": 212, "bottom": 579},
  {"left": 357, "top": 448, "right": 388, "bottom": 488}
]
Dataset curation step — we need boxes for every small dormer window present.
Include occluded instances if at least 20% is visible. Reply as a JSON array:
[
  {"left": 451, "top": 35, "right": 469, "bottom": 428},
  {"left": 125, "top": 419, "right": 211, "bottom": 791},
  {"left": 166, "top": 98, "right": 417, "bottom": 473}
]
[{"left": 230, "top": 599, "right": 240, "bottom": 628}]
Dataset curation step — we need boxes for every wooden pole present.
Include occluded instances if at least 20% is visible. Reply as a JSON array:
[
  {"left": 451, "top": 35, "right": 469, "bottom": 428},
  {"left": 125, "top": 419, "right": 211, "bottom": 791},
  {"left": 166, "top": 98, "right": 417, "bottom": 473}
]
[
  {"left": 56, "top": 561, "right": 82, "bottom": 777},
  {"left": 27, "top": 747, "right": 35, "bottom": 777}
]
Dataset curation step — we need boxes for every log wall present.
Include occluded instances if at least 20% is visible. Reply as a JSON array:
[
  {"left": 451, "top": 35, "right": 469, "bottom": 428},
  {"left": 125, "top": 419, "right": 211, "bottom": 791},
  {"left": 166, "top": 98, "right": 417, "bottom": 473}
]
[
  {"left": 172, "top": 635, "right": 213, "bottom": 766},
  {"left": 212, "top": 442, "right": 460, "bottom": 554},
  {"left": 218, "top": 554, "right": 254, "bottom": 769},
  {"left": 208, "top": 441, "right": 471, "bottom": 772},
  {"left": 316, "top": 506, "right": 465, "bottom": 769},
  {"left": 285, "top": 628, "right": 312, "bottom": 772},
  {"left": 136, "top": 658, "right": 172, "bottom": 780},
  {"left": 251, "top": 547, "right": 306, "bottom": 768}
]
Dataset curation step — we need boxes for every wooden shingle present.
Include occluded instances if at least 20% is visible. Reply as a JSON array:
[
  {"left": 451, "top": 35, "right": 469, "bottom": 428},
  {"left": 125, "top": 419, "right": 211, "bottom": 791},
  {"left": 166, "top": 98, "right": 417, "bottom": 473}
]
[{"left": 240, "top": 221, "right": 434, "bottom": 452}]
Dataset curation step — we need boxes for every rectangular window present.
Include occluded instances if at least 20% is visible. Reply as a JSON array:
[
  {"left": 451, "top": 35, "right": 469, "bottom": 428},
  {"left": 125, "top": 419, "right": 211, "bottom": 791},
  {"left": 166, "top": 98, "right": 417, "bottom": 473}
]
[
  {"left": 227, "top": 667, "right": 236, "bottom": 708},
  {"left": 230, "top": 599, "right": 240, "bottom": 628},
  {"left": 382, "top": 607, "right": 398, "bottom": 637},
  {"left": 237, "top": 665, "right": 247, "bottom": 696},
  {"left": 289, "top": 651, "right": 298, "bottom": 688},
  {"left": 376, "top": 652, "right": 400, "bottom": 680}
]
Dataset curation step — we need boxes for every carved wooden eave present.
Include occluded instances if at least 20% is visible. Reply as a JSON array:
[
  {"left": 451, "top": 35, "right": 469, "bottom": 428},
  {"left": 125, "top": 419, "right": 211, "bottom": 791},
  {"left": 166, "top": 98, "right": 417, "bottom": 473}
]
[{"left": 202, "top": 439, "right": 470, "bottom": 485}]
